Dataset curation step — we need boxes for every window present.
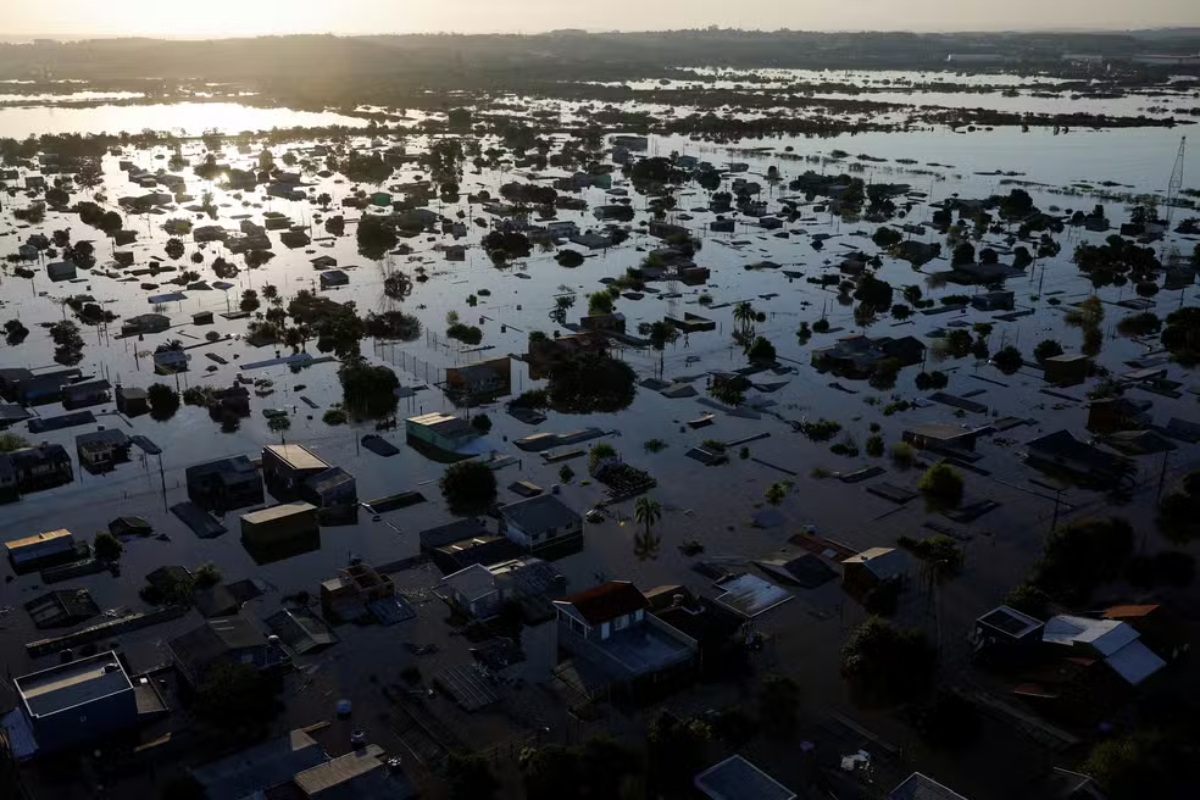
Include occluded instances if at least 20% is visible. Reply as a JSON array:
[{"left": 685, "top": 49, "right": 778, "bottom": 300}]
[{"left": 614, "top": 614, "right": 629, "bottom": 631}]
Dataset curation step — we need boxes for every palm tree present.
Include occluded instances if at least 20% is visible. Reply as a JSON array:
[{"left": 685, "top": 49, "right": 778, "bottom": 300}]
[
  {"left": 733, "top": 301, "right": 755, "bottom": 336},
  {"left": 633, "top": 497, "right": 662, "bottom": 560}
]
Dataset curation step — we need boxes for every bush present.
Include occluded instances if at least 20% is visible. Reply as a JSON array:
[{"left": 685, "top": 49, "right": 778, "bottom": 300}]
[
  {"left": 440, "top": 460, "right": 498, "bottom": 517},
  {"left": 643, "top": 438, "right": 667, "bottom": 453},
  {"left": 1034, "top": 338, "right": 1064, "bottom": 364},
  {"left": 471, "top": 414, "right": 492, "bottom": 434},
  {"left": 193, "top": 563, "right": 221, "bottom": 589},
  {"left": 93, "top": 531, "right": 123, "bottom": 561},
  {"left": 890, "top": 442, "right": 916, "bottom": 469},
  {"left": 918, "top": 463, "right": 964, "bottom": 510},
  {"left": 322, "top": 408, "right": 348, "bottom": 426},
  {"left": 555, "top": 249, "right": 584, "bottom": 268},
  {"left": 588, "top": 443, "right": 617, "bottom": 473},
  {"left": 1004, "top": 583, "right": 1051, "bottom": 618}
]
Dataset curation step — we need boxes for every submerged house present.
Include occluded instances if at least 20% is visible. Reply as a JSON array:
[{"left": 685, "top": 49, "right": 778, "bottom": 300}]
[
  {"left": 1024, "top": 430, "right": 1134, "bottom": 486},
  {"left": 811, "top": 334, "right": 926, "bottom": 378},
  {"left": 498, "top": 494, "right": 584, "bottom": 560},
  {"left": 185, "top": 455, "right": 264, "bottom": 512},
  {"left": 443, "top": 357, "right": 512, "bottom": 407},
  {"left": 554, "top": 581, "right": 697, "bottom": 698}
]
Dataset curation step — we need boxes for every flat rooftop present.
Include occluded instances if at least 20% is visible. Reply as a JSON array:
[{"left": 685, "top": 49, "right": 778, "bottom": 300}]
[
  {"left": 695, "top": 755, "right": 797, "bottom": 800},
  {"left": 592, "top": 621, "right": 693, "bottom": 677},
  {"left": 265, "top": 444, "right": 330, "bottom": 472},
  {"left": 16, "top": 651, "right": 133, "bottom": 718},
  {"left": 5, "top": 529, "right": 73, "bottom": 552},
  {"left": 242, "top": 501, "right": 318, "bottom": 525}
]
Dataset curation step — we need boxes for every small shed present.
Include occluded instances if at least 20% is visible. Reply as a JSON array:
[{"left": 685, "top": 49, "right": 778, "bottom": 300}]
[{"left": 192, "top": 310, "right": 214, "bottom": 326}]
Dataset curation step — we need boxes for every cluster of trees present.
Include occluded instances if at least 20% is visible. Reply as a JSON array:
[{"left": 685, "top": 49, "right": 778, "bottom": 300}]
[
  {"left": 1006, "top": 516, "right": 1134, "bottom": 616},
  {"left": 546, "top": 351, "right": 637, "bottom": 414},
  {"left": 841, "top": 617, "right": 936, "bottom": 705},
  {"left": 1073, "top": 234, "right": 1161, "bottom": 289},
  {"left": 147, "top": 383, "right": 181, "bottom": 422},
  {"left": 336, "top": 356, "right": 399, "bottom": 420},
  {"left": 440, "top": 460, "right": 498, "bottom": 517},
  {"left": 49, "top": 320, "right": 84, "bottom": 365}
]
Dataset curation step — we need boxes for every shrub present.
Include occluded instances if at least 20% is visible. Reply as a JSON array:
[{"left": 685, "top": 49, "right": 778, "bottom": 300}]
[
  {"left": 918, "top": 463, "right": 964, "bottom": 510},
  {"left": 471, "top": 414, "right": 492, "bottom": 434},
  {"left": 890, "top": 442, "right": 916, "bottom": 469},
  {"left": 322, "top": 408, "right": 348, "bottom": 426},
  {"left": 865, "top": 434, "right": 885, "bottom": 457}
]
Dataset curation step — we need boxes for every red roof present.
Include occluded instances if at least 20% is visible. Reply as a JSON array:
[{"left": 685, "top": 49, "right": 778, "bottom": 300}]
[
  {"left": 1102, "top": 604, "right": 1159, "bottom": 619},
  {"left": 559, "top": 581, "right": 648, "bottom": 625}
]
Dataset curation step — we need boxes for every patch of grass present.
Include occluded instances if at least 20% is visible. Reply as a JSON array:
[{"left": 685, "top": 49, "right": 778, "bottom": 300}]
[{"left": 644, "top": 438, "right": 668, "bottom": 453}]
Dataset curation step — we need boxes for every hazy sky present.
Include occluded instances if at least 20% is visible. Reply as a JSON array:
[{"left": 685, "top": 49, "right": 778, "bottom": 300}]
[{"left": 5, "top": 0, "right": 1199, "bottom": 38}]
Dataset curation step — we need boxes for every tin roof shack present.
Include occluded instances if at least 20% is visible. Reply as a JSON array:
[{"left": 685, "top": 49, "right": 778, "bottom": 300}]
[
  {"left": 61, "top": 379, "right": 112, "bottom": 410},
  {"left": 75, "top": 427, "right": 131, "bottom": 473},
  {"left": 1086, "top": 397, "right": 1152, "bottom": 435},
  {"left": 970, "top": 605, "right": 1045, "bottom": 668},
  {"left": 13, "top": 652, "right": 139, "bottom": 756},
  {"left": 554, "top": 581, "right": 697, "bottom": 701},
  {"left": 1043, "top": 615, "right": 1166, "bottom": 687},
  {"left": 186, "top": 455, "right": 264, "bottom": 513},
  {"left": 46, "top": 260, "right": 77, "bottom": 282},
  {"left": 694, "top": 755, "right": 797, "bottom": 800},
  {"left": 240, "top": 502, "right": 320, "bottom": 565},
  {"left": 439, "top": 556, "right": 563, "bottom": 620},
  {"left": 406, "top": 412, "right": 480, "bottom": 456},
  {"left": 887, "top": 773, "right": 970, "bottom": 800},
  {"left": 115, "top": 385, "right": 149, "bottom": 417},
  {"left": 841, "top": 547, "right": 908, "bottom": 600},
  {"left": 3, "top": 444, "right": 74, "bottom": 493},
  {"left": 120, "top": 313, "right": 171, "bottom": 337},
  {"left": 499, "top": 494, "right": 584, "bottom": 560},
  {"left": 1024, "top": 430, "right": 1134, "bottom": 488},
  {"left": 321, "top": 562, "right": 396, "bottom": 623},
  {"left": 443, "top": 356, "right": 512, "bottom": 407},
  {"left": 262, "top": 444, "right": 331, "bottom": 501},
  {"left": 902, "top": 423, "right": 986, "bottom": 455},
  {"left": 169, "top": 617, "right": 289, "bottom": 690},
  {"left": 6, "top": 529, "right": 76, "bottom": 569},
  {"left": 1043, "top": 354, "right": 1092, "bottom": 387},
  {"left": 970, "top": 290, "right": 1015, "bottom": 312}
]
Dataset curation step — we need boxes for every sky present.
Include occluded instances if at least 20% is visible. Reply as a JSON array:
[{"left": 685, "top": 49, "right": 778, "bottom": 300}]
[{"left": 4, "top": 0, "right": 1199, "bottom": 39}]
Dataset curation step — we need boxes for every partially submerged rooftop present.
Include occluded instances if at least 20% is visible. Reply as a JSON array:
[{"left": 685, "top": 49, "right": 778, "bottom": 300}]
[{"left": 16, "top": 651, "right": 132, "bottom": 720}]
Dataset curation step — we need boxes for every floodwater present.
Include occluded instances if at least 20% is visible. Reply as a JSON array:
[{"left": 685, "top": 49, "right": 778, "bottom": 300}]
[
  {"left": 0, "top": 80, "right": 1197, "bottom": 785},
  {"left": 0, "top": 102, "right": 370, "bottom": 138}
]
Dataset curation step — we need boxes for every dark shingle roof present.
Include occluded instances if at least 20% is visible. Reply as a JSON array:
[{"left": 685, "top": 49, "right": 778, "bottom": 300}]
[{"left": 559, "top": 581, "right": 648, "bottom": 626}]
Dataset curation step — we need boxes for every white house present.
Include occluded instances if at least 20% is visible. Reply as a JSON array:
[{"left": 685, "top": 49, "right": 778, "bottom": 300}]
[{"left": 497, "top": 494, "right": 583, "bottom": 558}]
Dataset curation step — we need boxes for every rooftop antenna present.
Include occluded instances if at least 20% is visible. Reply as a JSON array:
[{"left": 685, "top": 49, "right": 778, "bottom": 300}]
[{"left": 1164, "top": 136, "right": 1186, "bottom": 245}]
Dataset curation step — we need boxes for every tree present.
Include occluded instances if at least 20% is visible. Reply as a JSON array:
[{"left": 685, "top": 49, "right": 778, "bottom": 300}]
[
  {"left": 872, "top": 226, "right": 903, "bottom": 249},
  {"left": 841, "top": 617, "right": 936, "bottom": 705},
  {"left": 707, "top": 378, "right": 745, "bottom": 407},
  {"left": 446, "top": 753, "right": 498, "bottom": 800},
  {"left": 898, "top": 534, "right": 963, "bottom": 581},
  {"left": 555, "top": 249, "right": 584, "bottom": 268},
  {"left": 1031, "top": 517, "right": 1134, "bottom": 602},
  {"left": 1081, "top": 731, "right": 1184, "bottom": 800},
  {"left": 951, "top": 242, "right": 975, "bottom": 266},
  {"left": 746, "top": 335, "right": 777, "bottom": 364},
  {"left": 646, "top": 711, "right": 711, "bottom": 799},
  {"left": 93, "top": 531, "right": 123, "bottom": 562},
  {"left": 1161, "top": 307, "right": 1200, "bottom": 365},
  {"left": 193, "top": 663, "right": 280, "bottom": 740},
  {"left": 587, "top": 290, "right": 614, "bottom": 315},
  {"left": 633, "top": 497, "right": 662, "bottom": 560},
  {"left": 1034, "top": 338, "right": 1064, "bottom": 364},
  {"left": 759, "top": 675, "right": 801, "bottom": 738},
  {"left": 193, "top": 563, "right": 221, "bottom": 589},
  {"left": 733, "top": 301, "right": 756, "bottom": 336},
  {"left": 547, "top": 352, "right": 636, "bottom": 414},
  {"left": 147, "top": 382, "right": 181, "bottom": 422},
  {"left": 558, "top": 464, "right": 575, "bottom": 484},
  {"left": 1157, "top": 472, "right": 1200, "bottom": 544},
  {"left": 992, "top": 345, "right": 1024, "bottom": 375},
  {"left": 440, "top": 460, "right": 498, "bottom": 517},
  {"left": 588, "top": 442, "right": 617, "bottom": 474},
  {"left": 268, "top": 415, "right": 291, "bottom": 441},
  {"left": 919, "top": 463, "right": 964, "bottom": 510},
  {"left": 764, "top": 481, "right": 791, "bottom": 506},
  {"left": 337, "top": 357, "right": 399, "bottom": 420}
]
